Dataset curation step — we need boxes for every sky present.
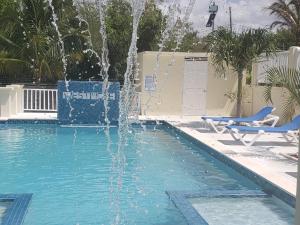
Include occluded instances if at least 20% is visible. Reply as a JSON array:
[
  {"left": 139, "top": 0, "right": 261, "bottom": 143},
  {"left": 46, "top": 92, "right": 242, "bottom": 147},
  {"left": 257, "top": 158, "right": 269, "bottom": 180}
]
[{"left": 186, "top": 0, "right": 276, "bottom": 35}]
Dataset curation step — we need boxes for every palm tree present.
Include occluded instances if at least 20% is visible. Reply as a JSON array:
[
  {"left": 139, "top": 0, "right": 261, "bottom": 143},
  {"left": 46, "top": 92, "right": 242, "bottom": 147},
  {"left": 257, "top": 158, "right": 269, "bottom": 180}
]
[
  {"left": 264, "top": 66, "right": 300, "bottom": 120},
  {"left": 0, "top": 0, "right": 93, "bottom": 83},
  {"left": 267, "top": 0, "right": 300, "bottom": 45},
  {"left": 206, "top": 27, "right": 276, "bottom": 116}
]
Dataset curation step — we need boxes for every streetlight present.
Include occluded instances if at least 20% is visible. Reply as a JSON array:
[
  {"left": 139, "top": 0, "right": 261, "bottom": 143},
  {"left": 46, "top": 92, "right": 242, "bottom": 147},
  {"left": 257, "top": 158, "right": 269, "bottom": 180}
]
[{"left": 206, "top": 1, "right": 218, "bottom": 31}]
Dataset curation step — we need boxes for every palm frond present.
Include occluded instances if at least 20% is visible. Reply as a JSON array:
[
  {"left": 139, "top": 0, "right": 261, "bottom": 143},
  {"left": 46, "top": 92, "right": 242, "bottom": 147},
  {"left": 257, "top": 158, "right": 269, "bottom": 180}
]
[
  {"left": 0, "top": 34, "right": 21, "bottom": 49},
  {"left": 270, "top": 21, "right": 290, "bottom": 28},
  {"left": 264, "top": 66, "right": 300, "bottom": 120},
  {"left": 206, "top": 27, "right": 276, "bottom": 76},
  {"left": 282, "top": 94, "right": 297, "bottom": 121},
  {"left": 267, "top": 0, "right": 300, "bottom": 35},
  {"left": 0, "top": 56, "right": 29, "bottom": 76}
]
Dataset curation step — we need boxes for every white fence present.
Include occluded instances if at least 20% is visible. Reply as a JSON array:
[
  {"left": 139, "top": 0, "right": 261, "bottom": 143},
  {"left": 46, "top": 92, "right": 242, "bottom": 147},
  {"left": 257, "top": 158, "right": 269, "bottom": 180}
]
[
  {"left": 256, "top": 51, "right": 289, "bottom": 84},
  {"left": 23, "top": 88, "right": 57, "bottom": 112}
]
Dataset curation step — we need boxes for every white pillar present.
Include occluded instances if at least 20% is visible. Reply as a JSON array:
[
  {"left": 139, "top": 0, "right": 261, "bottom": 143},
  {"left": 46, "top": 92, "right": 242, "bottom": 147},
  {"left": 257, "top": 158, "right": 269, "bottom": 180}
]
[
  {"left": 0, "top": 87, "right": 13, "bottom": 118},
  {"left": 288, "top": 47, "right": 300, "bottom": 225}
]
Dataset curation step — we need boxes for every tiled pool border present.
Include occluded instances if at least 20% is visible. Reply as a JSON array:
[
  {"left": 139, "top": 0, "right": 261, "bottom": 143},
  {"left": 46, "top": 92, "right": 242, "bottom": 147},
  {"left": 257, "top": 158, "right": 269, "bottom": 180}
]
[
  {"left": 0, "top": 119, "right": 57, "bottom": 124},
  {"left": 166, "top": 190, "right": 268, "bottom": 225},
  {"left": 0, "top": 119, "right": 121, "bottom": 126},
  {"left": 161, "top": 121, "right": 296, "bottom": 208},
  {"left": 0, "top": 194, "right": 32, "bottom": 225}
]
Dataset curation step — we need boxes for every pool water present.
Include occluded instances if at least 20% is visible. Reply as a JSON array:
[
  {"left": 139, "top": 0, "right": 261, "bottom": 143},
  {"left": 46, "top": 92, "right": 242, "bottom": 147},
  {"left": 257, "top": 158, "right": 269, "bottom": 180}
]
[
  {"left": 0, "top": 124, "right": 294, "bottom": 225},
  {"left": 190, "top": 196, "right": 294, "bottom": 225}
]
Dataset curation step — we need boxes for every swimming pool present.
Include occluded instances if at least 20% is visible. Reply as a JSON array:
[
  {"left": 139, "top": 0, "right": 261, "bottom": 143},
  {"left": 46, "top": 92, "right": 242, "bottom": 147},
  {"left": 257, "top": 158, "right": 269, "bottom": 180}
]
[{"left": 0, "top": 124, "right": 294, "bottom": 224}]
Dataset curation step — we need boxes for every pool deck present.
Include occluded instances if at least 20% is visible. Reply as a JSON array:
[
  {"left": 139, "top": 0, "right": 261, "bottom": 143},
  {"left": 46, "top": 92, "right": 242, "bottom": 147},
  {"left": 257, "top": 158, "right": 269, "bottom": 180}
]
[
  {"left": 140, "top": 116, "right": 298, "bottom": 198},
  {"left": 0, "top": 113, "right": 57, "bottom": 121}
]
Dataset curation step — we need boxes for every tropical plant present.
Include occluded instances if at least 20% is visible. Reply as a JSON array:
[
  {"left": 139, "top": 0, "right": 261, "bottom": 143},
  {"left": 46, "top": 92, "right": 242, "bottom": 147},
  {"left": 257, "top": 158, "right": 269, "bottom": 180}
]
[
  {"left": 267, "top": 0, "right": 300, "bottom": 45},
  {"left": 1, "top": 0, "right": 205, "bottom": 83},
  {"left": 104, "top": 0, "right": 165, "bottom": 80},
  {"left": 79, "top": 0, "right": 202, "bottom": 81},
  {"left": 164, "top": 21, "right": 205, "bottom": 52},
  {"left": 274, "top": 28, "right": 298, "bottom": 50},
  {"left": 206, "top": 27, "right": 276, "bottom": 116},
  {"left": 264, "top": 66, "right": 300, "bottom": 120},
  {"left": 0, "top": 0, "right": 95, "bottom": 84}
]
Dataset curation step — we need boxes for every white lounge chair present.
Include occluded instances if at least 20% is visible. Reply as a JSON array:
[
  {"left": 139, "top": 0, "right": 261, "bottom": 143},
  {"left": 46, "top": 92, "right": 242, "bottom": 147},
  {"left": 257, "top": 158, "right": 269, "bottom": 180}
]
[
  {"left": 202, "top": 107, "right": 279, "bottom": 134},
  {"left": 226, "top": 115, "right": 300, "bottom": 147}
]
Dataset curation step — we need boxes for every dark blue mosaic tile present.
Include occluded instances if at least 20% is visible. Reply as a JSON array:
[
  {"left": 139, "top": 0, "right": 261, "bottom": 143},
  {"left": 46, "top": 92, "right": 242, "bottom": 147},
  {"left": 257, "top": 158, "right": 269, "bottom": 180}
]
[
  {"left": 166, "top": 190, "right": 268, "bottom": 225},
  {"left": 0, "top": 119, "right": 58, "bottom": 125},
  {"left": 57, "top": 81, "right": 120, "bottom": 124},
  {"left": 0, "top": 194, "right": 32, "bottom": 225}
]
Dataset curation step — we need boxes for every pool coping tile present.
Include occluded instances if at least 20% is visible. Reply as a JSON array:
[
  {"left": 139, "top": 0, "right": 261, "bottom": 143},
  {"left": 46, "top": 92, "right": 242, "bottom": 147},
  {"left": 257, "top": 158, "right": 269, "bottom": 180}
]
[
  {"left": 166, "top": 190, "right": 268, "bottom": 225},
  {"left": 0, "top": 194, "right": 32, "bottom": 225}
]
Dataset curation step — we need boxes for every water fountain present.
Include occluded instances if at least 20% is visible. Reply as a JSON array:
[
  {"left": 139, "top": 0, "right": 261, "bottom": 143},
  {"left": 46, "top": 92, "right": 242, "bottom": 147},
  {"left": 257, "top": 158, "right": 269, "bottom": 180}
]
[
  {"left": 97, "top": 0, "right": 111, "bottom": 130},
  {"left": 142, "top": 0, "right": 196, "bottom": 116},
  {"left": 47, "top": 0, "right": 195, "bottom": 224},
  {"left": 114, "top": 1, "right": 147, "bottom": 223}
]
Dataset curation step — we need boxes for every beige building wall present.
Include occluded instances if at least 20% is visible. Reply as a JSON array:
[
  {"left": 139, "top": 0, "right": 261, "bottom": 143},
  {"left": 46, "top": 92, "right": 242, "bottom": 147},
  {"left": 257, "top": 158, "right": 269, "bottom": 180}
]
[
  {"left": 137, "top": 51, "right": 239, "bottom": 117},
  {"left": 138, "top": 51, "right": 186, "bottom": 116},
  {"left": 206, "top": 65, "right": 238, "bottom": 116}
]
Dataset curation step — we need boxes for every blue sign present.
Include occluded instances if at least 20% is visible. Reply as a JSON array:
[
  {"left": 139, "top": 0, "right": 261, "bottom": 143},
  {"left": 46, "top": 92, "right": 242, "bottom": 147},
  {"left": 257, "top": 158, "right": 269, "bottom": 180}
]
[{"left": 57, "top": 81, "right": 120, "bottom": 124}]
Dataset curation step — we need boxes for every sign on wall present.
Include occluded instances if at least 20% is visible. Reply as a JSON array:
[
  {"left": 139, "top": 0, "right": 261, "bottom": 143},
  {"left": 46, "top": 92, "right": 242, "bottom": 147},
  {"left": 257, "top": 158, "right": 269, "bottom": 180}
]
[
  {"left": 144, "top": 75, "right": 155, "bottom": 91},
  {"left": 57, "top": 81, "right": 120, "bottom": 124}
]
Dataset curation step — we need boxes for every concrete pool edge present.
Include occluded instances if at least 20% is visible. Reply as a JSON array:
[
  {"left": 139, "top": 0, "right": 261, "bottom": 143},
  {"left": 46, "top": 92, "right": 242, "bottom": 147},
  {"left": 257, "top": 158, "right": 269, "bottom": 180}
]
[{"left": 161, "top": 120, "right": 296, "bottom": 208}]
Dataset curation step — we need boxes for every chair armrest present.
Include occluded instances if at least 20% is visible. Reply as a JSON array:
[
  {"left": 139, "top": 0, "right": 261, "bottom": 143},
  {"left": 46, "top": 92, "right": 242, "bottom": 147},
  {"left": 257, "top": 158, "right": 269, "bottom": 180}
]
[{"left": 252, "top": 115, "right": 279, "bottom": 127}]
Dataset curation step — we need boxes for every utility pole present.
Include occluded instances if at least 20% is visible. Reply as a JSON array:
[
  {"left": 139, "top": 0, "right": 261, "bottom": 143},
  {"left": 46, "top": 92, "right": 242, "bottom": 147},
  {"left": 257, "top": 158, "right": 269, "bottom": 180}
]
[{"left": 229, "top": 6, "right": 232, "bottom": 33}]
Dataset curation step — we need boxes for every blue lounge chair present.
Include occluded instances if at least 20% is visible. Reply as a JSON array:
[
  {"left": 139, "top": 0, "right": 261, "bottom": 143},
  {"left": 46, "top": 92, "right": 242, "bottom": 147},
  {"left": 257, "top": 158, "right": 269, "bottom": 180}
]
[
  {"left": 202, "top": 107, "right": 279, "bottom": 134},
  {"left": 226, "top": 115, "right": 300, "bottom": 147}
]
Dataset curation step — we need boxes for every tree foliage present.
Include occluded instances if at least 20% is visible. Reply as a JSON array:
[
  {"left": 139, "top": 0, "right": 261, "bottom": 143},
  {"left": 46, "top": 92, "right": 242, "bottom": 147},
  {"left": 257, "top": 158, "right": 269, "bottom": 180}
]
[
  {"left": 164, "top": 22, "right": 207, "bottom": 52},
  {"left": 274, "top": 28, "right": 298, "bottom": 50},
  {"left": 0, "top": 0, "right": 202, "bottom": 84},
  {"left": 78, "top": 0, "right": 202, "bottom": 81},
  {"left": 265, "top": 66, "right": 300, "bottom": 121},
  {"left": 267, "top": 0, "right": 300, "bottom": 45},
  {"left": 206, "top": 27, "right": 276, "bottom": 116},
  {"left": 0, "top": 0, "right": 97, "bottom": 83}
]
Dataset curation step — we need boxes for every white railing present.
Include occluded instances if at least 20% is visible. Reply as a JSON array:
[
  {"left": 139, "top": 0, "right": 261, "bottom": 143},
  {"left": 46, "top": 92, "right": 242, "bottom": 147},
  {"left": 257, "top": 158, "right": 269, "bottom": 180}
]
[
  {"left": 23, "top": 88, "right": 57, "bottom": 112},
  {"left": 256, "top": 51, "right": 289, "bottom": 84}
]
